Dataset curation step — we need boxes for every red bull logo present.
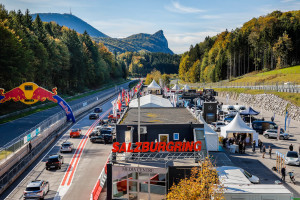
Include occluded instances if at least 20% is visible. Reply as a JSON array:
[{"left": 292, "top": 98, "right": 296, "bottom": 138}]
[{"left": 0, "top": 82, "right": 58, "bottom": 105}]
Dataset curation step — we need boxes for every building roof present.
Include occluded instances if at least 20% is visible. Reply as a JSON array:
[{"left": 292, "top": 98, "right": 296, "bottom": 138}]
[
  {"left": 120, "top": 107, "right": 200, "bottom": 125},
  {"left": 129, "top": 94, "right": 173, "bottom": 108}
]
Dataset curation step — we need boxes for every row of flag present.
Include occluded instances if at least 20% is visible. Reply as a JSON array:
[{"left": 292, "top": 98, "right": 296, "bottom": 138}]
[{"left": 112, "top": 80, "right": 143, "bottom": 117}]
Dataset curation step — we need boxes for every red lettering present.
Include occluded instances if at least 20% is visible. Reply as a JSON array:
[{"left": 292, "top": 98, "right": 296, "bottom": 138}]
[
  {"left": 194, "top": 141, "right": 202, "bottom": 151},
  {"left": 182, "top": 142, "right": 186, "bottom": 151},
  {"left": 166, "top": 142, "right": 174, "bottom": 151},
  {"left": 150, "top": 142, "right": 158, "bottom": 152},
  {"left": 127, "top": 143, "right": 133, "bottom": 153},
  {"left": 157, "top": 142, "right": 166, "bottom": 151},
  {"left": 119, "top": 142, "right": 126, "bottom": 153},
  {"left": 185, "top": 141, "right": 194, "bottom": 152},
  {"left": 142, "top": 142, "right": 150, "bottom": 152},
  {"left": 174, "top": 142, "right": 182, "bottom": 152},
  {"left": 112, "top": 142, "right": 120, "bottom": 153},
  {"left": 134, "top": 142, "right": 142, "bottom": 153}
]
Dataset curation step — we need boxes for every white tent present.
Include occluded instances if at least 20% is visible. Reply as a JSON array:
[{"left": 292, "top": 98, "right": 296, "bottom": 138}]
[
  {"left": 199, "top": 115, "right": 219, "bottom": 151},
  {"left": 129, "top": 94, "right": 173, "bottom": 108},
  {"left": 182, "top": 84, "right": 191, "bottom": 91},
  {"left": 221, "top": 113, "right": 258, "bottom": 145},
  {"left": 147, "top": 80, "right": 161, "bottom": 94},
  {"left": 171, "top": 84, "right": 180, "bottom": 91}
]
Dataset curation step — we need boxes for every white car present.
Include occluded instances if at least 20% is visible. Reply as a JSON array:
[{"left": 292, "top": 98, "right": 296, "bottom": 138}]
[
  {"left": 285, "top": 151, "right": 300, "bottom": 166},
  {"left": 23, "top": 180, "right": 49, "bottom": 199},
  {"left": 60, "top": 141, "right": 74, "bottom": 153},
  {"left": 263, "top": 129, "right": 290, "bottom": 140},
  {"left": 210, "top": 122, "right": 226, "bottom": 132}
]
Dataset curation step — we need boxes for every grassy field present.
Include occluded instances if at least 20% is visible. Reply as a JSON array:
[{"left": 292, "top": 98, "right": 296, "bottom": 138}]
[
  {"left": 231, "top": 65, "right": 300, "bottom": 84},
  {"left": 0, "top": 79, "right": 128, "bottom": 124},
  {"left": 214, "top": 88, "right": 300, "bottom": 107}
]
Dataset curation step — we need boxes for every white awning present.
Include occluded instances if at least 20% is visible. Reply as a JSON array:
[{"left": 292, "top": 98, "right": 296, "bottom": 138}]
[{"left": 129, "top": 94, "right": 173, "bottom": 108}]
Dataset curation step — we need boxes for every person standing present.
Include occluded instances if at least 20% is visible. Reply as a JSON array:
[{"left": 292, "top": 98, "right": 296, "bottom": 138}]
[
  {"left": 269, "top": 145, "right": 272, "bottom": 158},
  {"left": 258, "top": 139, "right": 262, "bottom": 153},
  {"left": 271, "top": 116, "right": 274, "bottom": 122},
  {"left": 289, "top": 144, "right": 293, "bottom": 151},
  {"left": 262, "top": 145, "right": 266, "bottom": 158},
  {"left": 252, "top": 141, "right": 256, "bottom": 153},
  {"left": 299, "top": 145, "right": 300, "bottom": 155},
  {"left": 28, "top": 141, "right": 32, "bottom": 153},
  {"left": 281, "top": 166, "right": 286, "bottom": 181}
]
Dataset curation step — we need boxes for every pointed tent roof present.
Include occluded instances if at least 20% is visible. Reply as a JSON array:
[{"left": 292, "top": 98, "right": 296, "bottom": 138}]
[
  {"left": 198, "top": 115, "right": 217, "bottom": 135},
  {"left": 182, "top": 84, "right": 191, "bottom": 91},
  {"left": 171, "top": 84, "right": 180, "bottom": 90},
  {"left": 147, "top": 80, "right": 161, "bottom": 90},
  {"left": 129, "top": 94, "right": 173, "bottom": 108},
  {"left": 240, "top": 107, "right": 260, "bottom": 115},
  {"left": 221, "top": 112, "right": 256, "bottom": 137}
]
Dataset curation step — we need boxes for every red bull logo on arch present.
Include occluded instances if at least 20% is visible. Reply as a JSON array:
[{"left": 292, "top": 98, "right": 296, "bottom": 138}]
[{"left": 0, "top": 82, "right": 75, "bottom": 123}]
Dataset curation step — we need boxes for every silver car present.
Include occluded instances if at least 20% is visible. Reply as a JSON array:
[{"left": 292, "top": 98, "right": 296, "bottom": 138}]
[
  {"left": 23, "top": 180, "right": 49, "bottom": 200},
  {"left": 60, "top": 141, "right": 74, "bottom": 153},
  {"left": 263, "top": 129, "right": 290, "bottom": 140}
]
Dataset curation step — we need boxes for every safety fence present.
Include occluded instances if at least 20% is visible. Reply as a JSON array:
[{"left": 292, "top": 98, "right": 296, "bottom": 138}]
[{"left": 0, "top": 85, "right": 124, "bottom": 194}]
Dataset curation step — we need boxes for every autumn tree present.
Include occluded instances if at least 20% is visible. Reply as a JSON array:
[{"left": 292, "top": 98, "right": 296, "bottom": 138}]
[
  {"left": 167, "top": 158, "right": 224, "bottom": 200},
  {"left": 273, "top": 31, "right": 293, "bottom": 68}
]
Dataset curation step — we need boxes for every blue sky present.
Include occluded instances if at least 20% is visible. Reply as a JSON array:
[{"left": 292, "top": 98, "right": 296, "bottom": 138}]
[{"left": 2, "top": 0, "right": 300, "bottom": 54}]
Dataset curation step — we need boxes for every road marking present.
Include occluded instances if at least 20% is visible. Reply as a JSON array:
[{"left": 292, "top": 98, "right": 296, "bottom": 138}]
[{"left": 54, "top": 107, "right": 112, "bottom": 200}]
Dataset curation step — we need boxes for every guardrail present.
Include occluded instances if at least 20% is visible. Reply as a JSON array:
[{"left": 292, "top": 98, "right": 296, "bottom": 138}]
[{"left": 186, "top": 82, "right": 300, "bottom": 93}]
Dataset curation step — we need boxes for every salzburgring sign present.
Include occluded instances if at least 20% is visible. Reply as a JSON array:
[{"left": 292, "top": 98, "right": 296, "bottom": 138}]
[
  {"left": 112, "top": 141, "right": 202, "bottom": 153},
  {"left": 0, "top": 82, "right": 75, "bottom": 122}
]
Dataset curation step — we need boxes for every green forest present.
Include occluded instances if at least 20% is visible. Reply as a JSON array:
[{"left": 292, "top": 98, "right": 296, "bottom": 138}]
[
  {"left": 179, "top": 10, "right": 300, "bottom": 83},
  {"left": 118, "top": 51, "right": 180, "bottom": 77},
  {"left": 0, "top": 5, "right": 127, "bottom": 94}
]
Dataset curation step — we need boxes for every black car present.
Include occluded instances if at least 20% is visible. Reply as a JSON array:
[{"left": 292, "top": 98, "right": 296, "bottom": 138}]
[
  {"left": 89, "top": 130, "right": 100, "bottom": 138},
  {"left": 94, "top": 107, "right": 102, "bottom": 113},
  {"left": 46, "top": 154, "right": 64, "bottom": 170},
  {"left": 90, "top": 134, "right": 112, "bottom": 143},
  {"left": 89, "top": 113, "right": 99, "bottom": 119}
]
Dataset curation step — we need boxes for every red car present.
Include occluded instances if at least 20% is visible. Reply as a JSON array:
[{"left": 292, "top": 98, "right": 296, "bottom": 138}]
[
  {"left": 108, "top": 114, "right": 120, "bottom": 120},
  {"left": 70, "top": 128, "right": 81, "bottom": 138}
]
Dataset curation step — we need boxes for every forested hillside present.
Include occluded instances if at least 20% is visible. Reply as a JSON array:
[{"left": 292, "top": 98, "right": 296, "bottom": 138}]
[
  {"left": 0, "top": 5, "right": 127, "bottom": 94},
  {"left": 117, "top": 51, "right": 180, "bottom": 77},
  {"left": 179, "top": 10, "right": 300, "bottom": 83}
]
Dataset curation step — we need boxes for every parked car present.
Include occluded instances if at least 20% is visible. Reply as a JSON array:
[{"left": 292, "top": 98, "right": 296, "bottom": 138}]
[
  {"left": 89, "top": 113, "right": 99, "bottom": 120},
  {"left": 70, "top": 128, "right": 81, "bottom": 138},
  {"left": 89, "top": 130, "right": 100, "bottom": 138},
  {"left": 263, "top": 129, "right": 290, "bottom": 140},
  {"left": 46, "top": 154, "right": 64, "bottom": 170},
  {"left": 90, "top": 134, "right": 113, "bottom": 143},
  {"left": 60, "top": 141, "right": 74, "bottom": 153},
  {"left": 94, "top": 107, "right": 102, "bottom": 113},
  {"left": 23, "top": 180, "right": 49, "bottom": 200},
  {"left": 252, "top": 121, "right": 278, "bottom": 134},
  {"left": 224, "top": 114, "right": 236, "bottom": 123},
  {"left": 210, "top": 122, "right": 226, "bottom": 132},
  {"left": 285, "top": 151, "right": 300, "bottom": 166}
]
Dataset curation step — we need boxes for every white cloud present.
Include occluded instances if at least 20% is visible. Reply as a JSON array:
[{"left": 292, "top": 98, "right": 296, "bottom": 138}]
[
  {"left": 198, "top": 15, "right": 221, "bottom": 19},
  {"left": 165, "top": 31, "right": 219, "bottom": 54},
  {"left": 165, "top": 1, "right": 205, "bottom": 14},
  {"left": 281, "top": 0, "right": 295, "bottom": 2}
]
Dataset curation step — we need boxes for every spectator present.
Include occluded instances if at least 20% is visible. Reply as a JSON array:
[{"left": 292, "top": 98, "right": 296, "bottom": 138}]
[
  {"left": 262, "top": 145, "right": 266, "bottom": 158},
  {"left": 258, "top": 139, "right": 263, "bottom": 153},
  {"left": 28, "top": 141, "right": 32, "bottom": 153},
  {"left": 271, "top": 116, "right": 274, "bottom": 122},
  {"left": 281, "top": 166, "right": 286, "bottom": 181},
  {"left": 289, "top": 144, "right": 293, "bottom": 151},
  {"left": 252, "top": 141, "right": 256, "bottom": 153},
  {"left": 269, "top": 145, "right": 272, "bottom": 158},
  {"left": 299, "top": 145, "right": 300, "bottom": 155}
]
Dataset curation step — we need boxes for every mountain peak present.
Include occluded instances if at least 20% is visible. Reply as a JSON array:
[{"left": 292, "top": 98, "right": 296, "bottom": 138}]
[
  {"left": 31, "top": 13, "right": 109, "bottom": 38},
  {"left": 153, "top": 30, "right": 164, "bottom": 36}
]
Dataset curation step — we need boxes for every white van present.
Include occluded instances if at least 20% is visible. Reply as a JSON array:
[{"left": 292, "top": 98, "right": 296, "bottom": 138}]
[{"left": 233, "top": 105, "right": 246, "bottom": 112}]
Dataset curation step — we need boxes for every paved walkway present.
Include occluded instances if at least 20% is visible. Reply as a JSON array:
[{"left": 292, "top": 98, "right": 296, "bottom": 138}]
[{"left": 217, "top": 96, "right": 300, "bottom": 197}]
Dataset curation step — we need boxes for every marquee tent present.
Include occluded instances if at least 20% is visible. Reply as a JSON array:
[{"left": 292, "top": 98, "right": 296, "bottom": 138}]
[
  {"left": 129, "top": 94, "right": 173, "bottom": 108},
  {"left": 199, "top": 115, "right": 219, "bottom": 151},
  {"left": 147, "top": 80, "right": 161, "bottom": 94},
  {"left": 221, "top": 112, "right": 258, "bottom": 145},
  {"left": 240, "top": 107, "right": 260, "bottom": 115},
  {"left": 171, "top": 84, "right": 180, "bottom": 91},
  {"left": 182, "top": 84, "right": 191, "bottom": 91}
]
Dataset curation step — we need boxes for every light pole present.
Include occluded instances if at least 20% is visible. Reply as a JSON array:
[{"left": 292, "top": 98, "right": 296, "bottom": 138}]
[{"left": 138, "top": 93, "right": 140, "bottom": 144}]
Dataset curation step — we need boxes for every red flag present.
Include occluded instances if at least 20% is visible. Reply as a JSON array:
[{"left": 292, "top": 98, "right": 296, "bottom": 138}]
[{"left": 117, "top": 99, "right": 122, "bottom": 111}]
